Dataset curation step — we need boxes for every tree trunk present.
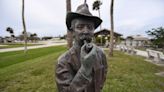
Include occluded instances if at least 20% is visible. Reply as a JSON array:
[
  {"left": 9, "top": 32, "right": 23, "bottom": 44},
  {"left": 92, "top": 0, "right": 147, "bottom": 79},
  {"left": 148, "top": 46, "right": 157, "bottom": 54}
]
[
  {"left": 66, "top": 0, "right": 73, "bottom": 49},
  {"left": 98, "top": 9, "right": 103, "bottom": 46},
  {"left": 22, "top": 0, "right": 27, "bottom": 53},
  {"left": 109, "top": 0, "right": 114, "bottom": 56},
  {"left": 98, "top": 9, "right": 102, "bottom": 30}
]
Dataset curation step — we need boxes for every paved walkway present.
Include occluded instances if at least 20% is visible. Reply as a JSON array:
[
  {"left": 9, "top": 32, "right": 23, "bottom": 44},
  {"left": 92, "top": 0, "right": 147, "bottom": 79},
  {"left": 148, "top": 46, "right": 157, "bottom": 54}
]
[
  {"left": 0, "top": 42, "right": 66, "bottom": 53},
  {"left": 135, "top": 49, "right": 148, "bottom": 57},
  {"left": 155, "top": 72, "right": 164, "bottom": 77}
]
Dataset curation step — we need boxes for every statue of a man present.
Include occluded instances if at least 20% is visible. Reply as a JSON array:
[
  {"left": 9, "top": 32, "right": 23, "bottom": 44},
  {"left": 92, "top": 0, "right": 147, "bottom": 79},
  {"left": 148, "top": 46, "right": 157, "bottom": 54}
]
[{"left": 55, "top": 3, "right": 107, "bottom": 92}]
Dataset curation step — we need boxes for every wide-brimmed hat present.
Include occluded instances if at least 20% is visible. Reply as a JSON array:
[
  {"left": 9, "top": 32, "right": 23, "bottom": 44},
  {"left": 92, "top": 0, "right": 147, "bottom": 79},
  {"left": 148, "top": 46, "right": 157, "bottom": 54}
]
[{"left": 66, "top": 3, "right": 102, "bottom": 30}]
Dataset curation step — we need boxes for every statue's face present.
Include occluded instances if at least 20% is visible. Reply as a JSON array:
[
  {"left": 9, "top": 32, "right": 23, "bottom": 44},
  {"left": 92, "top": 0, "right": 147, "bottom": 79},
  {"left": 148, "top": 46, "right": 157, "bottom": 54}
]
[{"left": 72, "top": 18, "right": 95, "bottom": 46}]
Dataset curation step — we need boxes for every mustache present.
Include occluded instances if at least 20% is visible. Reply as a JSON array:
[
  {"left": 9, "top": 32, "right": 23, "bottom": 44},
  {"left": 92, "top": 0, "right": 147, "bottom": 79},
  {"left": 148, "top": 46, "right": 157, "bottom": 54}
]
[
  {"left": 80, "top": 33, "right": 93, "bottom": 39},
  {"left": 79, "top": 33, "right": 93, "bottom": 41}
]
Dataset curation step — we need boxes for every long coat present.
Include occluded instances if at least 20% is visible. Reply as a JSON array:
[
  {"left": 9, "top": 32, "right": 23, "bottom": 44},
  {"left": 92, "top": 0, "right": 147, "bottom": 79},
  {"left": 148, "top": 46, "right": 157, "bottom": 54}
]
[{"left": 55, "top": 45, "right": 108, "bottom": 92}]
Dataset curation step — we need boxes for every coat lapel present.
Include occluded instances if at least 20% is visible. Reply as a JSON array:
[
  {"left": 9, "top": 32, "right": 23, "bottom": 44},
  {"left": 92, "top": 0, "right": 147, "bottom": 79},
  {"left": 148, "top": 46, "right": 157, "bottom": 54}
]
[{"left": 70, "top": 48, "right": 81, "bottom": 72}]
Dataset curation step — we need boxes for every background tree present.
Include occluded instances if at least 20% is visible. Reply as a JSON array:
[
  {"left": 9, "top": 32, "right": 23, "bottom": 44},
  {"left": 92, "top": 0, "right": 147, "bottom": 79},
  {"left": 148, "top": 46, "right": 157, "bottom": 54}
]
[
  {"left": 66, "top": 0, "right": 73, "bottom": 48},
  {"left": 93, "top": 0, "right": 102, "bottom": 30},
  {"left": 109, "top": 0, "right": 114, "bottom": 56},
  {"left": 18, "top": 34, "right": 24, "bottom": 41},
  {"left": 33, "top": 33, "right": 37, "bottom": 37},
  {"left": 29, "top": 33, "right": 38, "bottom": 42},
  {"left": 146, "top": 27, "right": 164, "bottom": 49},
  {"left": 22, "top": 0, "right": 27, "bottom": 53},
  {"left": 29, "top": 34, "right": 34, "bottom": 42},
  {"left": 42, "top": 36, "right": 53, "bottom": 40}
]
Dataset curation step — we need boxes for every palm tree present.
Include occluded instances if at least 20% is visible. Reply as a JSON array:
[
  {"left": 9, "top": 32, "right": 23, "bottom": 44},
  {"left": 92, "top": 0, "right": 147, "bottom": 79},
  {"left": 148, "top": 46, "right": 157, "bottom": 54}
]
[
  {"left": 93, "top": 0, "right": 103, "bottom": 45},
  {"left": 109, "top": 0, "right": 114, "bottom": 56},
  {"left": 6, "top": 27, "right": 14, "bottom": 34},
  {"left": 66, "top": 0, "right": 73, "bottom": 48},
  {"left": 22, "top": 0, "right": 27, "bottom": 53},
  {"left": 6, "top": 27, "right": 14, "bottom": 42},
  {"left": 93, "top": 0, "right": 102, "bottom": 30}
]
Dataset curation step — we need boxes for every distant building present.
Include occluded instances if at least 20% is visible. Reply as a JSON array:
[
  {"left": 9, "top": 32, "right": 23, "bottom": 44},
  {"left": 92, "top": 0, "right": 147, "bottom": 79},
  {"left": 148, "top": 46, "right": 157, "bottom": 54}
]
[
  {"left": 124, "top": 35, "right": 149, "bottom": 47},
  {"left": 0, "top": 37, "right": 4, "bottom": 43},
  {"left": 94, "top": 29, "right": 123, "bottom": 46},
  {"left": 3, "top": 36, "right": 13, "bottom": 43}
]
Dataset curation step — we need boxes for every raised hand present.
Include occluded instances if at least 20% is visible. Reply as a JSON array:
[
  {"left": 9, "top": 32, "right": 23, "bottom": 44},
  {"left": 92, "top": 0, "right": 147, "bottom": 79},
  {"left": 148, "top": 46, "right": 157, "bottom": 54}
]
[{"left": 80, "top": 43, "right": 97, "bottom": 77}]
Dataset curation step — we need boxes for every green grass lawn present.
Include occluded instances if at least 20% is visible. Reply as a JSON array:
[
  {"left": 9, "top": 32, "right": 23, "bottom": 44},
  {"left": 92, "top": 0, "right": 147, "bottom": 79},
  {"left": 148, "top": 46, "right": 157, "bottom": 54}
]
[
  {"left": 0, "top": 45, "right": 67, "bottom": 92},
  {"left": 0, "top": 43, "right": 43, "bottom": 49},
  {"left": 103, "top": 51, "right": 164, "bottom": 92},
  {"left": 0, "top": 46, "right": 164, "bottom": 92}
]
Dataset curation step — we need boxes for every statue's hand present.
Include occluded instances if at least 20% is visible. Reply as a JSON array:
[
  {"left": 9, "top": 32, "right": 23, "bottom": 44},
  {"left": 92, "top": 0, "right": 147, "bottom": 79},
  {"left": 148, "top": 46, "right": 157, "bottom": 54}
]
[{"left": 80, "top": 43, "right": 97, "bottom": 77}]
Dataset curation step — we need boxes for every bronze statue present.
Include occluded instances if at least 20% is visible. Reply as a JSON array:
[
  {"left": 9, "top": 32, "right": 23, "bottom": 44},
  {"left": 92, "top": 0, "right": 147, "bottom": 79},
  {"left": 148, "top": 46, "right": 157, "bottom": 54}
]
[{"left": 55, "top": 3, "right": 107, "bottom": 92}]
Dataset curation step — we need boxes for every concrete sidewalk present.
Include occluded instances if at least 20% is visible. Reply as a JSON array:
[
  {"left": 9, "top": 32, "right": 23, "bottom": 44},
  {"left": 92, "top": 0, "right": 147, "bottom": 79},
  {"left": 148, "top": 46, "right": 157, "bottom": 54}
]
[{"left": 0, "top": 43, "right": 66, "bottom": 53}]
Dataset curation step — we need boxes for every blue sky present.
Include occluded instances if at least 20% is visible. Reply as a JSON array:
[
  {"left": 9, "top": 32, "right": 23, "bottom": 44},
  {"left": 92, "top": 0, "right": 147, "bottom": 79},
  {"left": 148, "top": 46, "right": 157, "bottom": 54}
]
[{"left": 0, "top": 0, "right": 164, "bottom": 38}]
